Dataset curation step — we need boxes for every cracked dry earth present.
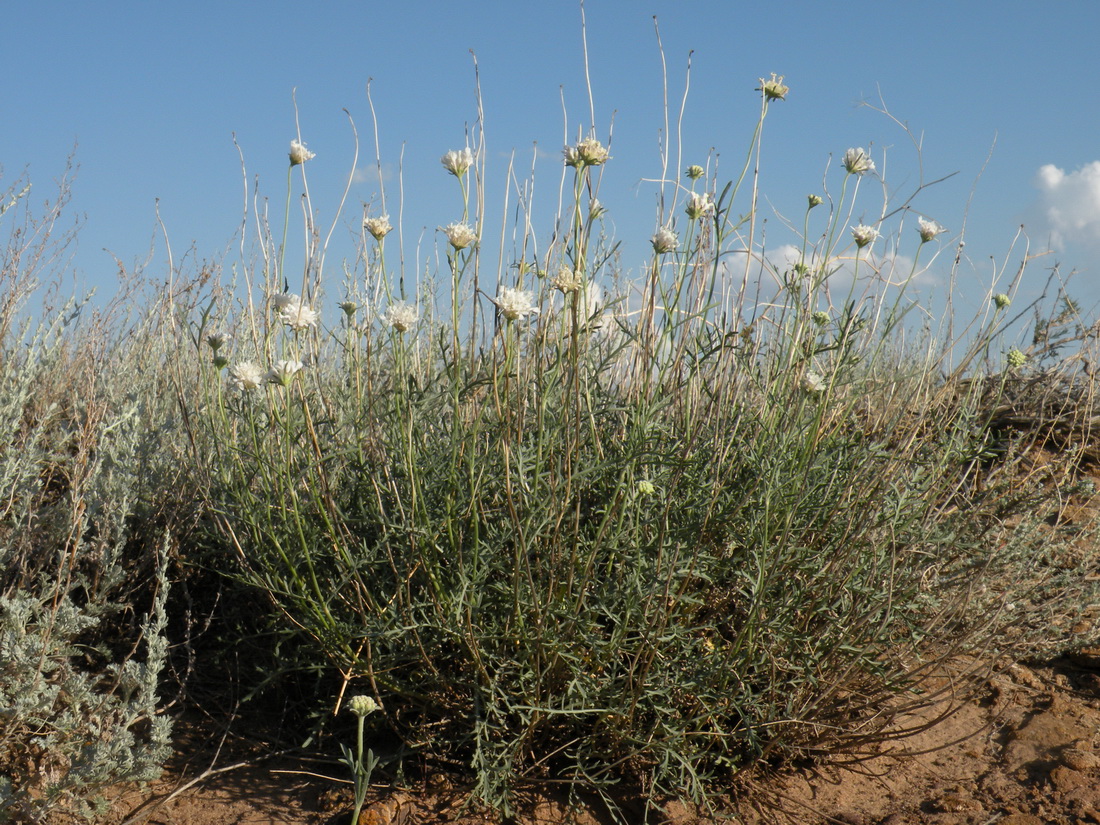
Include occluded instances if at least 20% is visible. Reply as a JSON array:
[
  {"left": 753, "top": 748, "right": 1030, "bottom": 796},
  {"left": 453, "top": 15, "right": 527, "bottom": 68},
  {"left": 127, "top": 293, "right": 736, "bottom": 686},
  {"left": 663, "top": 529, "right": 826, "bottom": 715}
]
[{"left": 101, "top": 649, "right": 1100, "bottom": 825}]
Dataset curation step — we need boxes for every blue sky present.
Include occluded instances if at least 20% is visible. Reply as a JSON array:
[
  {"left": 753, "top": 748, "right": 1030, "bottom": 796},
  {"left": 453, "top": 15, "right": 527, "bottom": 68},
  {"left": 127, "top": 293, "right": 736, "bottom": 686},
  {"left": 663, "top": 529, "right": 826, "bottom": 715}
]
[{"left": 4, "top": 1, "right": 1100, "bottom": 332}]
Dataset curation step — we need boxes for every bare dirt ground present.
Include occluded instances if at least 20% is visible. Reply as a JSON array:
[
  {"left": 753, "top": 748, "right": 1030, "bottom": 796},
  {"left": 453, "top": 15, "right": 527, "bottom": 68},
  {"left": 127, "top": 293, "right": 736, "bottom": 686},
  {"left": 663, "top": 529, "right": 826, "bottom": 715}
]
[{"left": 97, "top": 647, "right": 1100, "bottom": 825}]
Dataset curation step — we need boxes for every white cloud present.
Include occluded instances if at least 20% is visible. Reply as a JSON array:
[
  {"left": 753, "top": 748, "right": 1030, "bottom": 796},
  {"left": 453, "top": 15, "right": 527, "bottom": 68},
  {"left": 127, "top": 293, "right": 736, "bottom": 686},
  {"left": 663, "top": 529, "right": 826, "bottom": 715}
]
[
  {"left": 1033, "top": 161, "right": 1100, "bottom": 250},
  {"left": 352, "top": 162, "right": 395, "bottom": 186}
]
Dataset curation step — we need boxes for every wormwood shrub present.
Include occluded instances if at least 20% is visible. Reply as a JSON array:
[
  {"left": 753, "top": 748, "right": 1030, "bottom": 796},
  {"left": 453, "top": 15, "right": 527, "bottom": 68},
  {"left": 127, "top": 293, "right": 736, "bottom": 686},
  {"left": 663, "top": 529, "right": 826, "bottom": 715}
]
[
  {"left": 0, "top": 176, "right": 176, "bottom": 822},
  {"left": 187, "top": 75, "right": 1082, "bottom": 814}
]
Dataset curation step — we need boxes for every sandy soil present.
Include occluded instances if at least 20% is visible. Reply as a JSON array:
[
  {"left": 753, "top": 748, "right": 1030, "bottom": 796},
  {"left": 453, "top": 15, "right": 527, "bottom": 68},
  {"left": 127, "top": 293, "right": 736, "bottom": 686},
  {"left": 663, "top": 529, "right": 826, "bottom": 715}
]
[{"left": 96, "top": 646, "right": 1100, "bottom": 825}]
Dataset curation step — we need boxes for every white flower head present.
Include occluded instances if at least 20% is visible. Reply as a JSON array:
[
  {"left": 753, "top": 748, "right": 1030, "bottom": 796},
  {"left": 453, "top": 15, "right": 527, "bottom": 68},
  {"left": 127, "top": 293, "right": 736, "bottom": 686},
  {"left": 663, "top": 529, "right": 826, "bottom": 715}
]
[
  {"left": 651, "top": 226, "right": 679, "bottom": 255},
  {"left": 563, "top": 137, "right": 609, "bottom": 168},
  {"left": 289, "top": 139, "right": 315, "bottom": 166},
  {"left": 685, "top": 192, "right": 714, "bottom": 220},
  {"left": 272, "top": 293, "right": 301, "bottom": 312},
  {"left": 801, "top": 370, "right": 826, "bottom": 394},
  {"left": 757, "top": 73, "right": 789, "bottom": 101},
  {"left": 916, "top": 217, "right": 947, "bottom": 243},
  {"left": 382, "top": 301, "right": 419, "bottom": 333},
  {"left": 228, "top": 361, "right": 265, "bottom": 392},
  {"left": 364, "top": 214, "right": 393, "bottom": 241},
  {"left": 551, "top": 266, "right": 584, "bottom": 294},
  {"left": 843, "top": 147, "right": 875, "bottom": 176},
  {"left": 266, "top": 359, "right": 304, "bottom": 387},
  {"left": 441, "top": 148, "right": 474, "bottom": 177},
  {"left": 279, "top": 299, "right": 319, "bottom": 332},
  {"left": 850, "top": 224, "right": 880, "bottom": 249},
  {"left": 492, "top": 286, "right": 539, "bottom": 322},
  {"left": 442, "top": 221, "right": 478, "bottom": 250},
  {"left": 205, "top": 331, "right": 229, "bottom": 352}
]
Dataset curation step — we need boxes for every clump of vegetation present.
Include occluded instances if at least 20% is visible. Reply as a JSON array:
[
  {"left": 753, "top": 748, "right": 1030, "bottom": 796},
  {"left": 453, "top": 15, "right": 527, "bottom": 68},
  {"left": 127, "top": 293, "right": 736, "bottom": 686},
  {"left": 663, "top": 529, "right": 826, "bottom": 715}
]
[
  {"left": 0, "top": 176, "right": 182, "bottom": 822},
  {"left": 1, "top": 52, "right": 1097, "bottom": 825},
  {"left": 179, "top": 68, "right": 1098, "bottom": 816}
]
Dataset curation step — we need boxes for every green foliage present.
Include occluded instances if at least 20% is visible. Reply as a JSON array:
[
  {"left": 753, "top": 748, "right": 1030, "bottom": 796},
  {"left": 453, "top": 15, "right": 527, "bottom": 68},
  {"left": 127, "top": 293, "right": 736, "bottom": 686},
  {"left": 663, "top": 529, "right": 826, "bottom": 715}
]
[{"left": 183, "top": 82, "right": 1080, "bottom": 815}]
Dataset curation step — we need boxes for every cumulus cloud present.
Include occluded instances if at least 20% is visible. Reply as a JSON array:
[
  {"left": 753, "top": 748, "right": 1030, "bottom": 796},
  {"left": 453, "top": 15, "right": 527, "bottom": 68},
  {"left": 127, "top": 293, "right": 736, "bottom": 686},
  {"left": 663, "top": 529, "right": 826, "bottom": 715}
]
[{"left": 1033, "top": 161, "right": 1100, "bottom": 250}]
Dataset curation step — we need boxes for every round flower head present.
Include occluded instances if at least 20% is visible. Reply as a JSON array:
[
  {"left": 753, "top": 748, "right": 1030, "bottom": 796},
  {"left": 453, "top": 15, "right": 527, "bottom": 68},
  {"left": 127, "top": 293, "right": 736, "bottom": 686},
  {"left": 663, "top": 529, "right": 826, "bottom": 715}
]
[
  {"left": 492, "top": 287, "right": 539, "bottom": 322},
  {"left": 382, "top": 301, "right": 419, "bottom": 333},
  {"left": 551, "top": 267, "right": 584, "bottom": 294},
  {"left": 801, "top": 370, "right": 826, "bottom": 394},
  {"left": 808, "top": 194, "right": 824, "bottom": 208},
  {"left": 685, "top": 192, "right": 714, "bottom": 220},
  {"left": 916, "top": 217, "right": 947, "bottom": 243},
  {"left": 637, "top": 479, "right": 656, "bottom": 496},
  {"left": 364, "top": 214, "right": 393, "bottom": 241},
  {"left": 758, "top": 73, "right": 789, "bottom": 101},
  {"left": 651, "top": 226, "right": 679, "bottom": 255},
  {"left": 850, "top": 224, "right": 880, "bottom": 249},
  {"left": 563, "top": 137, "right": 609, "bottom": 168},
  {"left": 289, "top": 140, "right": 315, "bottom": 166},
  {"left": 1006, "top": 347, "right": 1027, "bottom": 368},
  {"left": 272, "top": 293, "right": 301, "bottom": 312},
  {"left": 440, "top": 148, "right": 474, "bottom": 177},
  {"left": 993, "top": 293, "right": 1012, "bottom": 310},
  {"left": 339, "top": 301, "right": 358, "bottom": 318},
  {"left": 443, "top": 221, "right": 478, "bottom": 250},
  {"left": 347, "top": 695, "right": 380, "bottom": 717},
  {"left": 228, "top": 361, "right": 265, "bottom": 392},
  {"left": 266, "top": 359, "right": 304, "bottom": 387},
  {"left": 812, "top": 310, "right": 830, "bottom": 326},
  {"left": 279, "top": 299, "right": 319, "bottom": 332},
  {"left": 843, "top": 147, "right": 875, "bottom": 176},
  {"left": 686, "top": 164, "right": 705, "bottom": 180}
]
